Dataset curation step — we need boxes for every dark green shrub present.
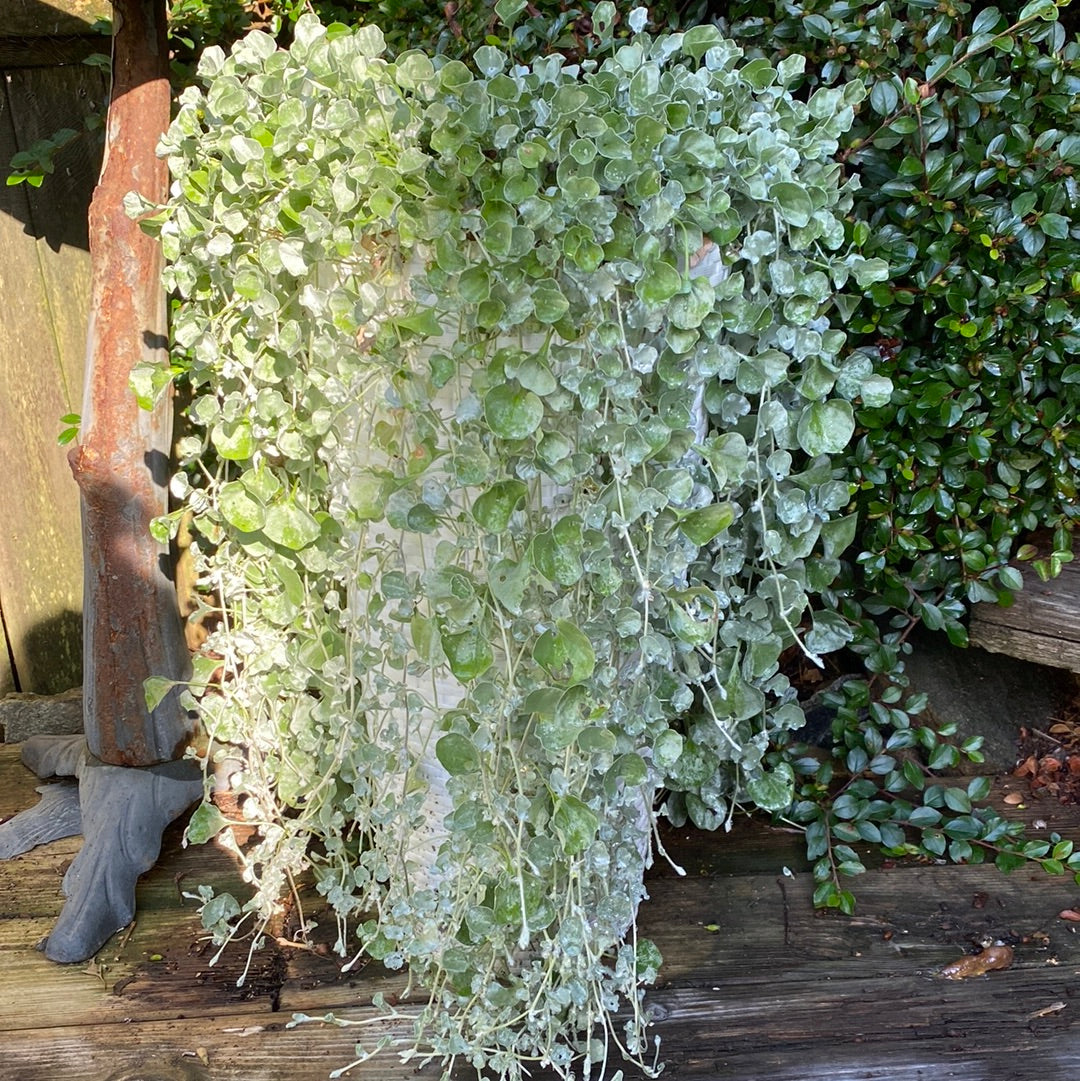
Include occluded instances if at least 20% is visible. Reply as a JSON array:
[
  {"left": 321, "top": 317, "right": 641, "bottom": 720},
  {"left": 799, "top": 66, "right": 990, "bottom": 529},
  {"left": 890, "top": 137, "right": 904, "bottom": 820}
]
[
  {"left": 725, "top": 0, "right": 1080, "bottom": 643},
  {"left": 695, "top": 0, "right": 1080, "bottom": 908},
  {"left": 329, "top": 0, "right": 714, "bottom": 58}
]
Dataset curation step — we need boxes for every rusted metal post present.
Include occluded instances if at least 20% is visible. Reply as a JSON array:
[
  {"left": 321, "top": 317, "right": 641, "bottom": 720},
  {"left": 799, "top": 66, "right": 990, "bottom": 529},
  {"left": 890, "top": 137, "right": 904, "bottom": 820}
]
[{"left": 69, "top": 0, "right": 194, "bottom": 765}]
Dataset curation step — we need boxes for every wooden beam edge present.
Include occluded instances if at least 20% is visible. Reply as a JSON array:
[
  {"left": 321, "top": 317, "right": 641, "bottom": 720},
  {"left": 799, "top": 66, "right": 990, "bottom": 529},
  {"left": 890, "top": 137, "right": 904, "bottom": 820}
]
[{"left": 0, "top": 39, "right": 109, "bottom": 68}]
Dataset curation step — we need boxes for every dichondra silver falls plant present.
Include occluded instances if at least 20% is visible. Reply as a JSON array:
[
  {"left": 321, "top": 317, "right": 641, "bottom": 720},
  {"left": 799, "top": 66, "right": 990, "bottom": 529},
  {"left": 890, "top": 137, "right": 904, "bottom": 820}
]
[{"left": 139, "top": 6, "right": 891, "bottom": 1077}]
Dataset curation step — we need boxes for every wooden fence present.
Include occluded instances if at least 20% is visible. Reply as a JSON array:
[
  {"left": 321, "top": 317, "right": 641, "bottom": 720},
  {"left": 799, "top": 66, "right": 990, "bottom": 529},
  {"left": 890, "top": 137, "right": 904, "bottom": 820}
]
[{"left": 0, "top": 0, "right": 110, "bottom": 694}]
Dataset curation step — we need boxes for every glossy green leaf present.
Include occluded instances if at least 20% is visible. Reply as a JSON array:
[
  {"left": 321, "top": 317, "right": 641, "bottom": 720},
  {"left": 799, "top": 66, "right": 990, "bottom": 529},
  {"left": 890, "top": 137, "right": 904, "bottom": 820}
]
[
  {"left": 653, "top": 729, "right": 683, "bottom": 770},
  {"left": 532, "top": 529, "right": 583, "bottom": 586},
  {"left": 770, "top": 182, "right": 813, "bottom": 228},
  {"left": 441, "top": 626, "right": 493, "bottom": 681},
  {"left": 1039, "top": 213, "right": 1070, "bottom": 239},
  {"left": 820, "top": 513, "right": 857, "bottom": 560},
  {"left": 680, "top": 503, "right": 735, "bottom": 545},
  {"left": 532, "top": 280, "right": 569, "bottom": 324},
  {"left": 535, "top": 620, "right": 596, "bottom": 684},
  {"left": 211, "top": 419, "right": 254, "bottom": 461},
  {"left": 410, "top": 613, "right": 442, "bottom": 665},
  {"left": 636, "top": 260, "right": 682, "bottom": 306},
  {"left": 488, "top": 556, "right": 530, "bottom": 614},
  {"left": 143, "top": 676, "right": 178, "bottom": 713},
  {"left": 1019, "top": 0, "right": 1059, "bottom": 19},
  {"left": 744, "top": 762, "right": 794, "bottom": 812},
  {"left": 538, "top": 684, "right": 589, "bottom": 752},
  {"left": 185, "top": 802, "right": 229, "bottom": 845},
  {"left": 680, "top": 24, "right": 722, "bottom": 59},
  {"left": 219, "top": 480, "right": 265, "bottom": 532},
  {"left": 348, "top": 474, "right": 392, "bottom": 521},
  {"left": 668, "top": 602, "right": 714, "bottom": 646},
  {"left": 608, "top": 752, "right": 648, "bottom": 788},
  {"left": 553, "top": 796, "right": 598, "bottom": 855}
]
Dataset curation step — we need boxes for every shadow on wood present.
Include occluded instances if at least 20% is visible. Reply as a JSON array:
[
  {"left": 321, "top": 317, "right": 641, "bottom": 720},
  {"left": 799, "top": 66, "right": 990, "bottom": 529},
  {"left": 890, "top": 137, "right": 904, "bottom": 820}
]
[{"left": 0, "top": 0, "right": 111, "bottom": 696}]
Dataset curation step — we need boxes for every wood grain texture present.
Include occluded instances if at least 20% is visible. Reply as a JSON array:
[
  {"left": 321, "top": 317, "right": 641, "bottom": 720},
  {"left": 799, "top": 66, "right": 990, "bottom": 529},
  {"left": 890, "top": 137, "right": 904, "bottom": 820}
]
[
  {"left": 970, "top": 561, "right": 1080, "bottom": 672},
  {"left": 4, "top": 745, "right": 1080, "bottom": 1080},
  {"left": 0, "top": 61, "right": 106, "bottom": 694}
]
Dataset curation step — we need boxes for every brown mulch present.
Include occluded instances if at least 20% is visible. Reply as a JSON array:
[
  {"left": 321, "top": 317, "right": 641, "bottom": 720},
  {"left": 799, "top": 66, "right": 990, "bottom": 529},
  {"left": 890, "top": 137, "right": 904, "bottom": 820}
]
[{"left": 1015, "top": 689, "right": 1080, "bottom": 806}]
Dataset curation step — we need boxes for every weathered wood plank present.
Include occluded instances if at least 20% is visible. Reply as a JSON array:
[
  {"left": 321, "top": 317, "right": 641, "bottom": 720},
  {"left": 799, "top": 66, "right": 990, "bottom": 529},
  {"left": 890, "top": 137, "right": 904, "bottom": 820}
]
[
  {"left": 0, "top": 743, "right": 45, "bottom": 812},
  {"left": 0, "top": 61, "right": 106, "bottom": 693},
  {"left": 8, "top": 981, "right": 1077, "bottom": 1081},
  {"left": 0, "top": 0, "right": 111, "bottom": 66},
  {"left": 645, "top": 972, "right": 1080, "bottom": 1081},
  {"left": 6, "top": 862, "right": 1080, "bottom": 1081},
  {"left": 6, "top": 745, "right": 1080, "bottom": 1080},
  {"left": 1, "top": 744, "right": 407, "bottom": 1027},
  {"left": 520, "top": 862, "right": 1080, "bottom": 1080},
  {"left": 6, "top": 1009, "right": 440, "bottom": 1081},
  {"left": 0, "top": 97, "right": 82, "bottom": 692},
  {"left": 0, "top": 39, "right": 105, "bottom": 68},
  {"left": 970, "top": 561, "right": 1080, "bottom": 672},
  {"left": 3, "top": 0, "right": 112, "bottom": 38}
]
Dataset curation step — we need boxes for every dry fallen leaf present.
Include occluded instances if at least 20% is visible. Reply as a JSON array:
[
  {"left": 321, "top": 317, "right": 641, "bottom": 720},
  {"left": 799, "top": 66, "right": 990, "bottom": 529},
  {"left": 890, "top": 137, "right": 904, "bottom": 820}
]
[{"left": 939, "top": 944, "right": 1014, "bottom": 980}]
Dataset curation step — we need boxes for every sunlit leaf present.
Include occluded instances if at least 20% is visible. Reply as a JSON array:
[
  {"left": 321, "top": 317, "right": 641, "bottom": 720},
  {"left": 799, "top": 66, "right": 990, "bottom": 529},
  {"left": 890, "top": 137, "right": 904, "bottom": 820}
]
[
  {"left": 680, "top": 503, "right": 735, "bottom": 545},
  {"left": 483, "top": 385, "right": 543, "bottom": 440},
  {"left": 185, "top": 802, "right": 230, "bottom": 846},
  {"left": 263, "top": 501, "right": 320, "bottom": 550},
  {"left": 797, "top": 400, "right": 855, "bottom": 456}
]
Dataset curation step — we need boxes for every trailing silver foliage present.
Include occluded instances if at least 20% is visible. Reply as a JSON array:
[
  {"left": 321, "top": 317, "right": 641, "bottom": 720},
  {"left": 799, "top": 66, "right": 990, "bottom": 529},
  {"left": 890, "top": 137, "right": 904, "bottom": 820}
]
[{"left": 142, "top": 6, "right": 889, "bottom": 1077}]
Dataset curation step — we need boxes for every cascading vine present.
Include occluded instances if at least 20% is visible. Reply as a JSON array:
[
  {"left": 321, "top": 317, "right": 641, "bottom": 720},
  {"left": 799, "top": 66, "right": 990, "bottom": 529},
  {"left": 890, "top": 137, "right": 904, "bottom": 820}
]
[{"left": 141, "top": 6, "right": 892, "bottom": 1077}]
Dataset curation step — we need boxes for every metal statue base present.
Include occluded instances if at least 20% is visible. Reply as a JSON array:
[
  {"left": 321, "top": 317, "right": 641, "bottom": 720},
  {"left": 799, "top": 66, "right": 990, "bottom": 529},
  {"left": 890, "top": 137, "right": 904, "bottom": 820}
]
[{"left": 0, "top": 734, "right": 201, "bottom": 962}]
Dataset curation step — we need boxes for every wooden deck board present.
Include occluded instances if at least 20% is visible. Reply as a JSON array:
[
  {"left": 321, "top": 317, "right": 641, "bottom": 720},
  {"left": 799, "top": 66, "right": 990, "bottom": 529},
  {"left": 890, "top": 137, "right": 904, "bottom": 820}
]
[
  {"left": 5, "top": 744, "right": 1080, "bottom": 1079},
  {"left": 970, "top": 560, "right": 1080, "bottom": 672}
]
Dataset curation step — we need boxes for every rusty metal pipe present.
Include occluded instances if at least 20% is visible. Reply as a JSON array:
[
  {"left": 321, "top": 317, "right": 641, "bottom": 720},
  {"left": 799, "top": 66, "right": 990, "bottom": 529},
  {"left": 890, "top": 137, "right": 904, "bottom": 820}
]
[{"left": 70, "top": 0, "right": 194, "bottom": 766}]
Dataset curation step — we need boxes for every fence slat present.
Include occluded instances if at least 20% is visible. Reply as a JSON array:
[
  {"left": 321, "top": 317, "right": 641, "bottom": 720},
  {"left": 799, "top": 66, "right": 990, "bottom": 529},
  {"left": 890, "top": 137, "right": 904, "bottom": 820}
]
[{"left": 0, "top": 54, "right": 106, "bottom": 693}]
